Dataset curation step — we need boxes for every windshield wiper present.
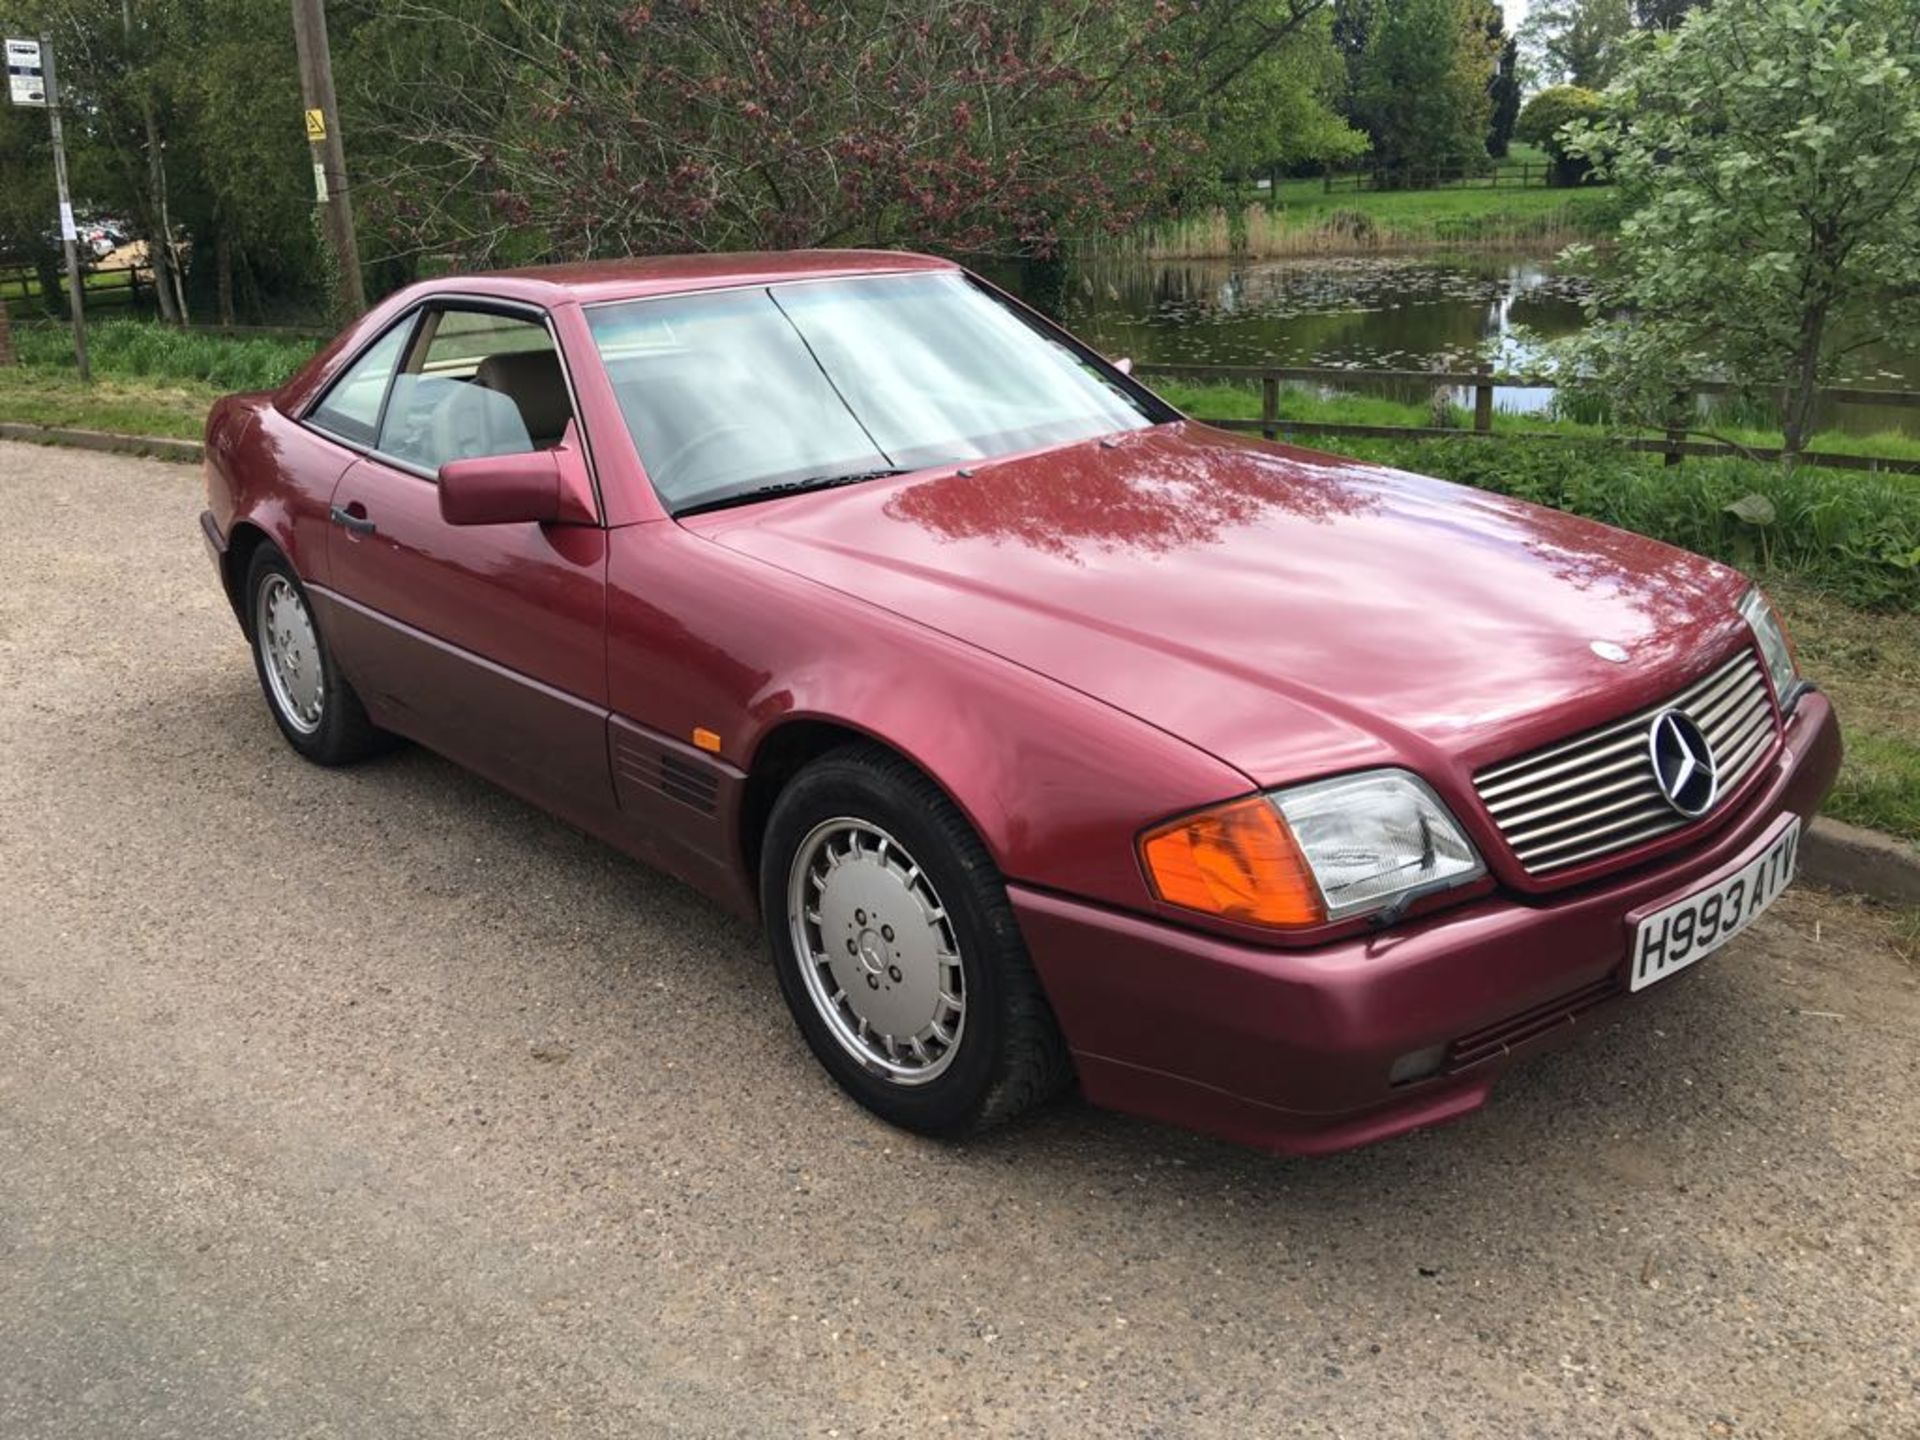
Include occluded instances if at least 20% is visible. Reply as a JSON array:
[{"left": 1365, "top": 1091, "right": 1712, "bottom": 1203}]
[{"left": 675, "top": 467, "right": 909, "bottom": 518}]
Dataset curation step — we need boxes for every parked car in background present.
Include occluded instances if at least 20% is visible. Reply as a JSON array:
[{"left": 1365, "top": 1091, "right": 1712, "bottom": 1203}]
[{"left": 198, "top": 251, "right": 1840, "bottom": 1155}]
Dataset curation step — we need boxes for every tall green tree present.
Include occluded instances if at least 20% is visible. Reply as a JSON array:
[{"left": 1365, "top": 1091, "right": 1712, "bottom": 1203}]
[
  {"left": 1353, "top": 0, "right": 1500, "bottom": 176},
  {"left": 1484, "top": 3, "right": 1523, "bottom": 158},
  {"left": 1562, "top": 0, "right": 1920, "bottom": 455},
  {"left": 1190, "top": 8, "right": 1367, "bottom": 181},
  {"left": 1523, "top": 0, "right": 1635, "bottom": 87},
  {"left": 1634, "top": 0, "right": 1706, "bottom": 27}
]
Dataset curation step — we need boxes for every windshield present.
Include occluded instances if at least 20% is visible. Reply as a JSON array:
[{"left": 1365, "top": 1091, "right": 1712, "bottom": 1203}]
[{"left": 585, "top": 272, "right": 1158, "bottom": 514}]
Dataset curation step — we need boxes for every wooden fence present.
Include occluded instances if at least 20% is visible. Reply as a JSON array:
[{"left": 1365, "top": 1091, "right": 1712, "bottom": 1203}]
[
  {"left": 1134, "top": 363, "right": 1920, "bottom": 476},
  {"left": 0, "top": 260, "right": 153, "bottom": 307},
  {"left": 1321, "top": 164, "right": 1553, "bottom": 193}
]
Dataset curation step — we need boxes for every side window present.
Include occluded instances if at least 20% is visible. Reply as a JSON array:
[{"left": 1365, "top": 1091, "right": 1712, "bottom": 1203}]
[
  {"left": 377, "top": 307, "right": 576, "bottom": 472},
  {"left": 307, "top": 321, "right": 411, "bottom": 447}
]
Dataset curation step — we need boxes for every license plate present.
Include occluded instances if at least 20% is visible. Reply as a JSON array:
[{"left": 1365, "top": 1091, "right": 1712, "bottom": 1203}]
[{"left": 1628, "top": 817, "right": 1800, "bottom": 992}]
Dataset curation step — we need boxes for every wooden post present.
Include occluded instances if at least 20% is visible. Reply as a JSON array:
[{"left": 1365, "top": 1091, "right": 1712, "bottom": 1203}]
[
  {"left": 290, "top": 0, "right": 365, "bottom": 318},
  {"left": 1474, "top": 369, "right": 1494, "bottom": 433},
  {"left": 1261, "top": 375, "right": 1280, "bottom": 441},
  {"left": 40, "top": 38, "right": 89, "bottom": 382},
  {"left": 1665, "top": 389, "right": 1690, "bottom": 466},
  {"left": 0, "top": 297, "right": 13, "bottom": 367}
]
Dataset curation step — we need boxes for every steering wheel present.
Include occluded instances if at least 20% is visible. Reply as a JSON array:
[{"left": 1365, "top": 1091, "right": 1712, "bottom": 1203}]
[{"left": 650, "top": 423, "right": 758, "bottom": 497}]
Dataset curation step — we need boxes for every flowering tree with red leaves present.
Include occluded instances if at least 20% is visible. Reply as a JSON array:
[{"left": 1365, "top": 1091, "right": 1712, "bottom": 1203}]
[{"left": 350, "top": 0, "right": 1330, "bottom": 264}]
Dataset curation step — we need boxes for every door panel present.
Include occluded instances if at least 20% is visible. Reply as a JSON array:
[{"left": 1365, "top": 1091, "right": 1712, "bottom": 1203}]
[{"left": 318, "top": 453, "right": 613, "bottom": 821}]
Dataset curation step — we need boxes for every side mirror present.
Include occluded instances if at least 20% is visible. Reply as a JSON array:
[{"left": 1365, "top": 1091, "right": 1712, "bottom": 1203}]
[
  {"left": 1112, "top": 356, "right": 1134, "bottom": 376},
  {"left": 438, "top": 430, "right": 596, "bottom": 527}
]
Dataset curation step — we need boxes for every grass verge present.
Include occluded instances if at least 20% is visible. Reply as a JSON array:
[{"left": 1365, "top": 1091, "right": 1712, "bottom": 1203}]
[
  {"left": 0, "top": 369, "right": 222, "bottom": 440},
  {"left": 1761, "top": 581, "right": 1920, "bottom": 843},
  {"left": 0, "top": 319, "right": 320, "bottom": 440}
]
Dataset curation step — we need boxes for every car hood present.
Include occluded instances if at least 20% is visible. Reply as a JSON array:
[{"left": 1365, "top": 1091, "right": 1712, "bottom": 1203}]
[{"left": 690, "top": 423, "right": 1752, "bottom": 788}]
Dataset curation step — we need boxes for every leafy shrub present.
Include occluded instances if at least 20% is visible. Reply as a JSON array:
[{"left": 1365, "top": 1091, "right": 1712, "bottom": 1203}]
[{"left": 1515, "top": 86, "right": 1605, "bottom": 186}]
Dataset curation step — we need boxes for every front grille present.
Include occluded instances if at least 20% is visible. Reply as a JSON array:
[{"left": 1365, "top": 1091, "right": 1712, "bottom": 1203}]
[{"left": 1474, "top": 647, "right": 1777, "bottom": 876}]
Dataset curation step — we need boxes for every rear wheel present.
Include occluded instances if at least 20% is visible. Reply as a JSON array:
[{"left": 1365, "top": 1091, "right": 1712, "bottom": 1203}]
[
  {"left": 244, "top": 544, "right": 386, "bottom": 766},
  {"left": 761, "top": 744, "right": 1073, "bottom": 1136}
]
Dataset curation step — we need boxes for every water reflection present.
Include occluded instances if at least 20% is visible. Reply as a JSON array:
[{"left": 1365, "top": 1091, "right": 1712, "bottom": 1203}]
[{"left": 984, "top": 253, "right": 1920, "bottom": 435}]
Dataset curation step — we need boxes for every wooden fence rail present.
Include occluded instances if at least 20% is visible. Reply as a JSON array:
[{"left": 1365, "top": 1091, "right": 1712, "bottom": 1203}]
[
  {"left": 1322, "top": 164, "right": 1551, "bottom": 193},
  {"left": 1133, "top": 362, "right": 1920, "bottom": 476},
  {"left": 0, "top": 260, "right": 151, "bottom": 306}
]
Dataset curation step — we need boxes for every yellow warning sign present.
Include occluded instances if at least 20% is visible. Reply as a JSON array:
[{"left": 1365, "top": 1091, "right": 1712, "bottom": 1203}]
[{"left": 305, "top": 107, "right": 326, "bottom": 142}]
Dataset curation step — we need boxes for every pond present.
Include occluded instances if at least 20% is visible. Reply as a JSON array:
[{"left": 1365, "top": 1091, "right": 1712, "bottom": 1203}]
[{"left": 998, "top": 254, "right": 1920, "bottom": 438}]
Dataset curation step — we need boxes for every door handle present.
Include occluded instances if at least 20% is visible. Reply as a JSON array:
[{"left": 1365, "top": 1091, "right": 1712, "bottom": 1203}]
[{"left": 329, "top": 503, "right": 376, "bottom": 537}]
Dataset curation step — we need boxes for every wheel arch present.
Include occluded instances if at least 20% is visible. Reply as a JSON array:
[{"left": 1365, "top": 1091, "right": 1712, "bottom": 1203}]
[
  {"left": 737, "top": 716, "right": 991, "bottom": 892},
  {"left": 221, "top": 520, "right": 275, "bottom": 632}
]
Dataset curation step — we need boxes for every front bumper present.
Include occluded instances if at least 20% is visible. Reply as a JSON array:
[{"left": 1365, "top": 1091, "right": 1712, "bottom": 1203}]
[{"left": 1013, "top": 691, "right": 1842, "bottom": 1156}]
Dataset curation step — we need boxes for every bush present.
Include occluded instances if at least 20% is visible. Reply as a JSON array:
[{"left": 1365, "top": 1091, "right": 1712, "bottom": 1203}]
[
  {"left": 1333, "top": 437, "right": 1920, "bottom": 611},
  {"left": 1515, "top": 86, "right": 1606, "bottom": 186}
]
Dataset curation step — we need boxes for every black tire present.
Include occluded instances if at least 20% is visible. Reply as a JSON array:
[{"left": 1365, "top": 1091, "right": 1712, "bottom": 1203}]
[
  {"left": 243, "top": 544, "right": 387, "bottom": 766},
  {"left": 760, "top": 743, "right": 1074, "bottom": 1137}
]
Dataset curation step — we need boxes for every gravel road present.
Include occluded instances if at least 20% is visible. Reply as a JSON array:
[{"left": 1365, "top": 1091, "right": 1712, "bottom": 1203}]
[{"left": 1, "top": 439, "right": 1916, "bottom": 1439}]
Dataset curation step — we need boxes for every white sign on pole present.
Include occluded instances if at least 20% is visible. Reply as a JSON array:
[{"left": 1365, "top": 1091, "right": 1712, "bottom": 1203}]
[
  {"left": 57, "top": 201, "right": 76, "bottom": 241},
  {"left": 5, "top": 36, "right": 45, "bottom": 107}
]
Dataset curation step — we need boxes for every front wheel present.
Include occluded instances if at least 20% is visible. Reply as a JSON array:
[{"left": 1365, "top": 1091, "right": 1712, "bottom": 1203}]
[
  {"left": 761, "top": 744, "right": 1073, "bottom": 1137},
  {"left": 244, "top": 544, "right": 386, "bottom": 766}
]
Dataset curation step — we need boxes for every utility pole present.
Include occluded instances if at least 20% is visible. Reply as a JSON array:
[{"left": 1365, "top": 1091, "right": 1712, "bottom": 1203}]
[
  {"left": 8, "top": 36, "right": 89, "bottom": 380},
  {"left": 289, "top": 0, "right": 365, "bottom": 318},
  {"left": 42, "top": 41, "right": 89, "bottom": 380}
]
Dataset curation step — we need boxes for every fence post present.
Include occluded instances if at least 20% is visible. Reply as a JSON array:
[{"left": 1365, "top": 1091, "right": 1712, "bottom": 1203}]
[
  {"left": 0, "top": 298, "right": 13, "bottom": 368},
  {"left": 1474, "top": 369, "right": 1494, "bottom": 433},
  {"left": 1262, "top": 375, "right": 1280, "bottom": 441},
  {"left": 1665, "top": 390, "right": 1690, "bottom": 467}
]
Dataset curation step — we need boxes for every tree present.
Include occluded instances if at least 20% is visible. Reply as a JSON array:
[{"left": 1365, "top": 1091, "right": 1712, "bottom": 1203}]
[
  {"left": 1523, "top": 0, "right": 1634, "bottom": 87},
  {"left": 347, "top": 0, "right": 1341, "bottom": 265},
  {"left": 1515, "top": 84, "right": 1604, "bottom": 184},
  {"left": 1352, "top": 0, "right": 1501, "bottom": 177},
  {"left": 1190, "top": 8, "right": 1367, "bottom": 182},
  {"left": 1484, "top": 4, "right": 1523, "bottom": 159},
  {"left": 1634, "top": 0, "right": 1705, "bottom": 27},
  {"left": 1561, "top": 0, "right": 1920, "bottom": 456}
]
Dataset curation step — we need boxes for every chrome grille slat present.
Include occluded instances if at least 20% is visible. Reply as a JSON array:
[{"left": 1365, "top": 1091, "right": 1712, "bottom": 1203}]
[
  {"left": 1490, "top": 759, "right": 1657, "bottom": 829},
  {"left": 1481, "top": 749, "right": 1651, "bottom": 818},
  {"left": 1478, "top": 730, "right": 1648, "bottom": 803},
  {"left": 1504, "top": 788, "right": 1676, "bottom": 850},
  {"left": 1701, "top": 694, "right": 1770, "bottom": 744},
  {"left": 1473, "top": 648, "right": 1778, "bottom": 877},
  {"left": 1516, "top": 814, "right": 1691, "bottom": 872}
]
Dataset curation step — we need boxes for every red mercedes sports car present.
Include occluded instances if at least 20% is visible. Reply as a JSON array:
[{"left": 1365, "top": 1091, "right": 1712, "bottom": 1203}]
[{"left": 200, "top": 250, "right": 1839, "bottom": 1155}]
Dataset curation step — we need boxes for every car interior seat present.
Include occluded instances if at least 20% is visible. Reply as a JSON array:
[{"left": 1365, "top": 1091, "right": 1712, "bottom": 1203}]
[{"left": 474, "top": 350, "right": 573, "bottom": 449}]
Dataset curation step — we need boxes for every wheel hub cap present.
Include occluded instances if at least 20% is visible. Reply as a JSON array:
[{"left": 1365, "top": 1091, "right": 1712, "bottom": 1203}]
[
  {"left": 256, "top": 574, "right": 324, "bottom": 734},
  {"left": 789, "top": 818, "right": 965, "bottom": 1085}
]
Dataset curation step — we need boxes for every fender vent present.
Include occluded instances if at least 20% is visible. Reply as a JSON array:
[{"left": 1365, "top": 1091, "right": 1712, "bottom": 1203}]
[
  {"left": 658, "top": 753, "right": 720, "bottom": 815},
  {"left": 1445, "top": 975, "right": 1621, "bottom": 1071}
]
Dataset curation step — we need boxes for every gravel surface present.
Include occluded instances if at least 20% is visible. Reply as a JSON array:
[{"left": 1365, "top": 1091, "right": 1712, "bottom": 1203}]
[{"left": 1, "top": 439, "right": 1916, "bottom": 1439}]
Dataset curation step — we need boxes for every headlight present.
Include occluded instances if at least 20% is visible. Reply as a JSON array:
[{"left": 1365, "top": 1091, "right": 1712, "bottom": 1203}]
[
  {"left": 1140, "top": 769, "right": 1485, "bottom": 930},
  {"left": 1739, "top": 586, "right": 1801, "bottom": 712}
]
